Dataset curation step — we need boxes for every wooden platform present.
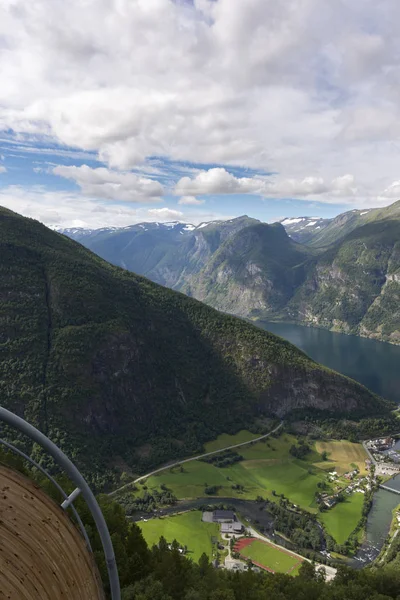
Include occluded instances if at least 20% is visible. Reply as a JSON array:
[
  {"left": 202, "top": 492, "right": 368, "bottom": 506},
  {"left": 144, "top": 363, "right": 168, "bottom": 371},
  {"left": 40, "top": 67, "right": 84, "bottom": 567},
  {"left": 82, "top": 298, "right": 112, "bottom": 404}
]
[{"left": 0, "top": 465, "right": 104, "bottom": 599}]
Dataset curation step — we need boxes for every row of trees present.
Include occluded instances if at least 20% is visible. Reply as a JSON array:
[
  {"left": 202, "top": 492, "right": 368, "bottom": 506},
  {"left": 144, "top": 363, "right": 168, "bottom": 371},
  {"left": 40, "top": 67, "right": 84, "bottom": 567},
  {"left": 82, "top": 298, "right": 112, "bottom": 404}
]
[{"left": 201, "top": 450, "right": 244, "bottom": 468}]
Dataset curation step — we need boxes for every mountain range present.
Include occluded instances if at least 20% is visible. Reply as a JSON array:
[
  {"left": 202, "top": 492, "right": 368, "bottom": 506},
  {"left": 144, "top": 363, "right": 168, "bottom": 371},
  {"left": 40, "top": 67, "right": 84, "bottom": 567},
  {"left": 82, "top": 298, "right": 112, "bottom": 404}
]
[
  {"left": 0, "top": 207, "right": 388, "bottom": 485},
  {"left": 60, "top": 200, "right": 400, "bottom": 345}
]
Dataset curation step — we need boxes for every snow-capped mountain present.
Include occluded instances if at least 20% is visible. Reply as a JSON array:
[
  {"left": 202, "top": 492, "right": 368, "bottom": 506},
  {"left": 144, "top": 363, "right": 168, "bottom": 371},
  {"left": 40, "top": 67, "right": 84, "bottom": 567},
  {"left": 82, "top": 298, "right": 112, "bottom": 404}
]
[{"left": 279, "top": 216, "right": 332, "bottom": 243}]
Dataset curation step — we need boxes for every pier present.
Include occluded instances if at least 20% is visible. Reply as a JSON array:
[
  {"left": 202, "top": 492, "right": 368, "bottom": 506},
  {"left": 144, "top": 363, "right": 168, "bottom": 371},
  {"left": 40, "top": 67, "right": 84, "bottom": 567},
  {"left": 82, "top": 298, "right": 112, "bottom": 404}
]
[{"left": 379, "top": 484, "right": 400, "bottom": 495}]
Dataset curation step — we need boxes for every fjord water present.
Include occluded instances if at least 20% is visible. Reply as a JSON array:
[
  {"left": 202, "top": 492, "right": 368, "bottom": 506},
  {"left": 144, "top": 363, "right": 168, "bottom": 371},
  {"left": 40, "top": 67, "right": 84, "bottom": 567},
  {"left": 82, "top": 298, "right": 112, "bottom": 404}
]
[
  {"left": 353, "top": 484, "right": 400, "bottom": 566},
  {"left": 258, "top": 321, "right": 400, "bottom": 404},
  {"left": 259, "top": 320, "right": 400, "bottom": 564}
]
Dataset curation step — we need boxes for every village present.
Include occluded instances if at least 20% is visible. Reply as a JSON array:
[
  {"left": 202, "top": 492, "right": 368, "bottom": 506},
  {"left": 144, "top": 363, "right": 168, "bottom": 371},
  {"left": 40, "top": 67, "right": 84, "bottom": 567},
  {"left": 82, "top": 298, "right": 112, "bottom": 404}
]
[
  {"left": 317, "top": 436, "right": 400, "bottom": 513},
  {"left": 365, "top": 436, "right": 400, "bottom": 474},
  {"left": 316, "top": 464, "right": 375, "bottom": 511}
]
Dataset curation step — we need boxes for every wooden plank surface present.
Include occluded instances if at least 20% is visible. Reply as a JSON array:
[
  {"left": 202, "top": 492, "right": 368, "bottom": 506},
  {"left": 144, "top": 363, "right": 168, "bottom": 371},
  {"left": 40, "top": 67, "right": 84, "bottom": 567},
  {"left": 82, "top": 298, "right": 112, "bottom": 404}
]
[{"left": 0, "top": 465, "right": 104, "bottom": 599}]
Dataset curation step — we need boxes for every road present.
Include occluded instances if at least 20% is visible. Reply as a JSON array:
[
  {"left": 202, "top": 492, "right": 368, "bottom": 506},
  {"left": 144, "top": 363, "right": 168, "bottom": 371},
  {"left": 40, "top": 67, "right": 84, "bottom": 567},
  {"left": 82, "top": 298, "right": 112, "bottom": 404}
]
[
  {"left": 247, "top": 526, "right": 337, "bottom": 581},
  {"left": 362, "top": 441, "right": 377, "bottom": 466},
  {"left": 109, "top": 421, "right": 283, "bottom": 498}
]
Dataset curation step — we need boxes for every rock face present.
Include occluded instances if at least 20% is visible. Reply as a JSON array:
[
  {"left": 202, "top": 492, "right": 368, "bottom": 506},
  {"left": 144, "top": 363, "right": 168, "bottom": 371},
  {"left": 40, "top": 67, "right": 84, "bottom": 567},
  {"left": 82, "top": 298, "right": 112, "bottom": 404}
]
[
  {"left": 0, "top": 207, "right": 388, "bottom": 480},
  {"left": 183, "top": 223, "right": 311, "bottom": 317},
  {"left": 288, "top": 219, "right": 400, "bottom": 343}
]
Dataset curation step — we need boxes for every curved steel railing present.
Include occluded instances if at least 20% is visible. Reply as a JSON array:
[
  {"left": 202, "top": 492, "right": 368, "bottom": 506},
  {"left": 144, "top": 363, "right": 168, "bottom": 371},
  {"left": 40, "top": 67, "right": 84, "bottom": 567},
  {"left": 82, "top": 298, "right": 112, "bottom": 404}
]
[
  {"left": 0, "top": 407, "right": 120, "bottom": 600},
  {"left": 0, "top": 437, "right": 92, "bottom": 551}
]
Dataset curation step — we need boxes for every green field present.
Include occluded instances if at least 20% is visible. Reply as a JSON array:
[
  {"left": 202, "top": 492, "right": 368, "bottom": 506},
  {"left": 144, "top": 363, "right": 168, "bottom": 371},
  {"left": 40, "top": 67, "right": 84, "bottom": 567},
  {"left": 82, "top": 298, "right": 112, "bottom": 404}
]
[
  {"left": 319, "top": 493, "right": 365, "bottom": 544},
  {"left": 239, "top": 539, "right": 302, "bottom": 574},
  {"left": 136, "top": 433, "right": 368, "bottom": 544},
  {"left": 146, "top": 434, "right": 327, "bottom": 511},
  {"left": 204, "top": 430, "right": 260, "bottom": 453},
  {"left": 138, "top": 511, "right": 220, "bottom": 562}
]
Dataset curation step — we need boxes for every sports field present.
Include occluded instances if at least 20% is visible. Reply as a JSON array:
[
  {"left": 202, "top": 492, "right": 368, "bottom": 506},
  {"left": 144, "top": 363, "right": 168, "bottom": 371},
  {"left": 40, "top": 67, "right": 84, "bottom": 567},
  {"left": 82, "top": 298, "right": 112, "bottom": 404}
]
[
  {"left": 138, "top": 511, "right": 220, "bottom": 562},
  {"left": 319, "top": 492, "right": 365, "bottom": 544},
  {"left": 315, "top": 440, "right": 368, "bottom": 475},
  {"left": 234, "top": 538, "right": 302, "bottom": 574}
]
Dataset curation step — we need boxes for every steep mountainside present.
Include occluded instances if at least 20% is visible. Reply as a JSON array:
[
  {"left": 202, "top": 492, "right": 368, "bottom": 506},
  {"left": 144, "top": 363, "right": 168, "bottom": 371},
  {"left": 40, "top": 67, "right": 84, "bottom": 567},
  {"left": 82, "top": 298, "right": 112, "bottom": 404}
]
[
  {"left": 288, "top": 216, "right": 400, "bottom": 343},
  {"left": 60, "top": 216, "right": 259, "bottom": 288},
  {"left": 300, "top": 201, "right": 400, "bottom": 248},
  {"left": 58, "top": 221, "right": 196, "bottom": 278},
  {"left": 183, "top": 208, "right": 400, "bottom": 344},
  {"left": 151, "top": 215, "right": 261, "bottom": 289},
  {"left": 60, "top": 201, "right": 400, "bottom": 344},
  {"left": 183, "top": 223, "right": 313, "bottom": 316},
  {"left": 280, "top": 216, "right": 332, "bottom": 244},
  {"left": 0, "top": 207, "right": 386, "bottom": 483}
]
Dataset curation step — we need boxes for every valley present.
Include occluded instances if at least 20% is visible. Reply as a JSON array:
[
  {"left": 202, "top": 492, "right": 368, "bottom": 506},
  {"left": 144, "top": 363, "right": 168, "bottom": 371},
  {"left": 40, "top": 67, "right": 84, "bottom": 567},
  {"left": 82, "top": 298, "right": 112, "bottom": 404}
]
[
  {"left": 114, "top": 428, "right": 380, "bottom": 572},
  {"left": 1, "top": 207, "right": 386, "bottom": 489},
  {"left": 1, "top": 206, "right": 399, "bottom": 595}
]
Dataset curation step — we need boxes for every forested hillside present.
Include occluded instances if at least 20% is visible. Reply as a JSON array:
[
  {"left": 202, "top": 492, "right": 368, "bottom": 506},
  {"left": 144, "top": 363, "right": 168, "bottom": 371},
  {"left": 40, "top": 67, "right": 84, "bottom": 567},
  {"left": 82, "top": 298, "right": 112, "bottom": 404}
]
[{"left": 0, "top": 207, "right": 387, "bottom": 486}]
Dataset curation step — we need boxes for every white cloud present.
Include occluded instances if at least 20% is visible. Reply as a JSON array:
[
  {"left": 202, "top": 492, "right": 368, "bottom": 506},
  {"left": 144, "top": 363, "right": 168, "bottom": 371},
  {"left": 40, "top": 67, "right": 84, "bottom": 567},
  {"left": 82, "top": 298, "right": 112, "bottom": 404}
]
[
  {"left": 178, "top": 195, "right": 205, "bottom": 205},
  {"left": 175, "top": 168, "right": 359, "bottom": 203},
  {"left": 378, "top": 181, "right": 400, "bottom": 199},
  {"left": 1, "top": 0, "right": 400, "bottom": 208},
  {"left": 0, "top": 185, "right": 233, "bottom": 228},
  {"left": 53, "top": 165, "right": 164, "bottom": 203},
  {"left": 175, "top": 168, "right": 265, "bottom": 195},
  {"left": 147, "top": 208, "right": 184, "bottom": 221}
]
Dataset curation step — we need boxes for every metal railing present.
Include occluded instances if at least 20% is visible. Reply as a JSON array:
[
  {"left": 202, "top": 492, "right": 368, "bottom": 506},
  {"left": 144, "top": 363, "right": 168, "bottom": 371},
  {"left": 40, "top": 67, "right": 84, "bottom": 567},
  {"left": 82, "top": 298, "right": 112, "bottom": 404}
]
[{"left": 0, "top": 407, "right": 121, "bottom": 600}]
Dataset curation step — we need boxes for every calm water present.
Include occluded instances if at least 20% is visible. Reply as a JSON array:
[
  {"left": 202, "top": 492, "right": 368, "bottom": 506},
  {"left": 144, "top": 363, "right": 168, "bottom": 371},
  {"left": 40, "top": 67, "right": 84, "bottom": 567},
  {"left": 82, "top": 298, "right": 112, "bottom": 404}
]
[
  {"left": 258, "top": 321, "right": 400, "bottom": 403},
  {"left": 352, "top": 478, "right": 400, "bottom": 566}
]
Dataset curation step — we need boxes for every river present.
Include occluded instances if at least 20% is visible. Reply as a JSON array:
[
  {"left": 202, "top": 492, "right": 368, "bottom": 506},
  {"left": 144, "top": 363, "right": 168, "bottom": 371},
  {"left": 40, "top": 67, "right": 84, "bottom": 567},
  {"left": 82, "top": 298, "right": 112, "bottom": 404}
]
[
  {"left": 257, "top": 320, "right": 400, "bottom": 403},
  {"left": 350, "top": 483, "right": 400, "bottom": 567}
]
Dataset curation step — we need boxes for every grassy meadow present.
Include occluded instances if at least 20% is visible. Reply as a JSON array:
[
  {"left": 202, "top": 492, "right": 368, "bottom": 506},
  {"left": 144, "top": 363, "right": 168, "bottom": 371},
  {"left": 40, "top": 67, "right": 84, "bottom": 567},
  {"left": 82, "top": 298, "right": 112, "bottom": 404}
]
[
  {"left": 138, "top": 511, "right": 220, "bottom": 562},
  {"left": 204, "top": 430, "right": 260, "bottom": 453},
  {"left": 145, "top": 434, "right": 328, "bottom": 511},
  {"left": 315, "top": 440, "right": 368, "bottom": 475},
  {"left": 319, "top": 493, "right": 365, "bottom": 544},
  {"left": 132, "top": 432, "right": 369, "bottom": 544}
]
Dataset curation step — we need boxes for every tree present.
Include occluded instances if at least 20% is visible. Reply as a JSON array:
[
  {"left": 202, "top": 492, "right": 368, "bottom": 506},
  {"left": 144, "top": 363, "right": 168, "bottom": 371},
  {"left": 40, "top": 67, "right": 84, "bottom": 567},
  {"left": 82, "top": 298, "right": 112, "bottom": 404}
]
[
  {"left": 158, "top": 536, "right": 169, "bottom": 552},
  {"left": 298, "top": 561, "right": 316, "bottom": 580},
  {"left": 321, "top": 451, "right": 328, "bottom": 461},
  {"left": 198, "top": 553, "right": 211, "bottom": 576}
]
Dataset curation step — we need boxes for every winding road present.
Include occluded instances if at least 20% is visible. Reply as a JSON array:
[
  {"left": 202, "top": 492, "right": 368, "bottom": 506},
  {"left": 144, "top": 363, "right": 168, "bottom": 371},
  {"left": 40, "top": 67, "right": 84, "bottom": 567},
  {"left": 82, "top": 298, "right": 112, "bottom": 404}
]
[{"left": 109, "top": 421, "right": 283, "bottom": 498}]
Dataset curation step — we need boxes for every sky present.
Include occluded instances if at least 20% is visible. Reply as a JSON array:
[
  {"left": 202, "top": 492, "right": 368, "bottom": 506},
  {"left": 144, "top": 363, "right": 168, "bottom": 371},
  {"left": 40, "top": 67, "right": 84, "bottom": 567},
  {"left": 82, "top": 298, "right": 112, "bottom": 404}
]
[{"left": 1, "top": 0, "right": 400, "bottom": 228}]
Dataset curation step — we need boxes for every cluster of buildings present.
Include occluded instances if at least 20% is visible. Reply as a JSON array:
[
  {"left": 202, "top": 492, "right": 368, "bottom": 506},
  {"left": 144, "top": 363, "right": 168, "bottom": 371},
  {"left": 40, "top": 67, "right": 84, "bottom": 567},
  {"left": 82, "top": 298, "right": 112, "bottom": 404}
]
[
  {"left": 365, "top": 437, "right": 400, "bottom": 470},
  {"left": 366, "top": 437, "right": 394, "bottom": 452},
  {"left": 319, "top": 470, "right": 371, "bottom": 510},
  {"left": 202, "top": 510, "right": 244, "bottom": 534}
]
